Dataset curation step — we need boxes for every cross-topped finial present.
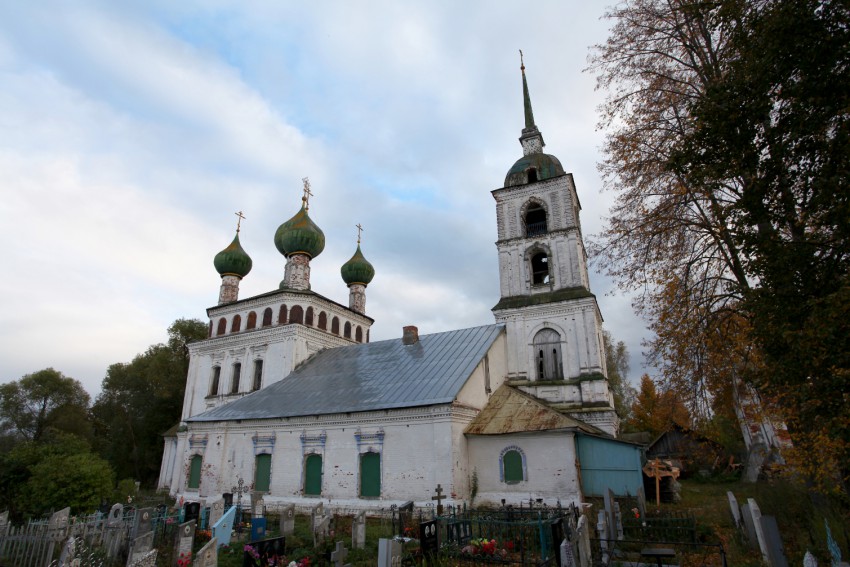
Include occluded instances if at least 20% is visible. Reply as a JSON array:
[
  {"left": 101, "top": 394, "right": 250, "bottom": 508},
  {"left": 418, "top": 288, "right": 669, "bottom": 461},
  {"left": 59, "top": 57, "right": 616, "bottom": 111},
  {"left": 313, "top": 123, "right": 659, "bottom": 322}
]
[
  {"left": 356, "top": 223, "right": 364, "bottom": 245},
  {"left": 519, "top": 49, "right": 525, "bottom": 72},
  {"left": 235, "top": 210, "right": 246, "bottom": 233},
  {"left": 302, "top": 177, "right": 313, "bottom": 209}
]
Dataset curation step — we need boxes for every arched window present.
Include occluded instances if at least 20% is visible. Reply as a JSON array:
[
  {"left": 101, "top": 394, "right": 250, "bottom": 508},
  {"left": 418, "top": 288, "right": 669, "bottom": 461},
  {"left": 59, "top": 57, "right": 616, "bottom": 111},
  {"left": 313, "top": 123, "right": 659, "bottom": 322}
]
[
  {"left": 500, "top": 446, "right": 527, "bottom": 484},
  {"left": 209, "top": 367, "right": 221, "bottom": 396},
  {"left": 187, "top": 455, "right": 203, "bottom": 489},
  {"left": 355, "top": 326, "right": 363, "bottom": 343},
  {"left": 262, "top": 308, "right": 273, "bottom": 327},
  {"left": 530, "top": 251, "right": 550, "bottom": 285},
  {"left": 305, "top": 307, "right": 314, "bottom": 327},
  {"left": 231, "top": 362, "right": 242, "bottom": 393},
  {"left": 252, "top": 360, "right": 263, "bottom": 391},
  {"left": 533, "top": 328, "right": 563, "bottom": 380},
  {"left": 254, "top": 453, "right": 272, "bottom": 493},
  {"left": 360, "top": 451, "right": 380, "bottom": 497},
  {"left": 304, "top": 454, "right": 323, "bottom": 496},
  {"left": 278, "top": 305, "right": 288, "bottom": 325},
  {"left": 525, "top": 203, "right": 547, "bottom": 236},
  {"left": 318, "top": 311, "right": 328, "bottom": 330},
  {"left": 246, "top": 311, "right": 257, "bottom": 330},
  {"left": 231, "top": 314, "right": 242, "bottom": 333},
  {"left": 216, "top": 318, "right": 227, "bottom": 336},
  {"left": 331, "top": 316, "right": 340, "bottom": 335},
  {"left": 290, "top": 305, "right": 304, "bottom": 324},
  {"left": 344, "top": 322, "right": 352, "bottom": 339}
]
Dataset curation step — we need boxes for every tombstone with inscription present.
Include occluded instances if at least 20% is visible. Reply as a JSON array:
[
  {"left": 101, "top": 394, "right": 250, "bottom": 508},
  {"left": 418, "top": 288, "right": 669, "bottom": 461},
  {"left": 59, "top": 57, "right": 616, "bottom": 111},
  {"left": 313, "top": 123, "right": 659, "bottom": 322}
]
[
  {"left": 251, "top": 517, "right": 267, "bottom": 542},
  {"left": 208, "top": 497, "right": 225, "bottom": 528},
  {"left": 213, "top": 506, "right": 236, "bottom": 548},
  {"left": 313, "top": 515, "right": 331, "bottom": 548},
  {"left": 352, "top": 511, "right": 366, "bottom": 550},
  {"left": 280, "top": 504, "right": 295, "bottom": 536},
  {"left": 133, "top": 508, "right": 153, "bottom": 538},
  {"left": 174, "top": 520, "right": 196, "bottom": 567},
  {"left": 253, "top": 496, "right": 265, "bottom": 519},
  {"left": 378, "top": 538, "right": 403, "bottom": 567},
  {"left": 419, "top": 520, "right": 439, "bottom": 563},
  {"left": 195, "top": 538, "right": 217, "bottom": 567}
]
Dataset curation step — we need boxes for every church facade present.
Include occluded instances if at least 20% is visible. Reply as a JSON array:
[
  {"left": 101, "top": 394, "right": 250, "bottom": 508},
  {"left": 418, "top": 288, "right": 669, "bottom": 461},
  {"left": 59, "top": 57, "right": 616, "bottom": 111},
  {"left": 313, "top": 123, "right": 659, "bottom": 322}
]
[{"left": 158, "top": 62, "right": 632, "bottom": 508}]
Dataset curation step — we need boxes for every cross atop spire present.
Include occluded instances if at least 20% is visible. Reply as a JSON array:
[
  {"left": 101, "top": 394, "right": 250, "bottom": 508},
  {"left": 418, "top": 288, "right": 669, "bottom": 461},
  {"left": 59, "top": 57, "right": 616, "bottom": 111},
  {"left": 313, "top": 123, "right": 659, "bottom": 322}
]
[
  {"left": 235, "top": 210, "right": 246, "bottom": 233},
  {"left": 302, "top": 177, "right": 313, "bottom": 210},
  {"left": 356, "top": 223, "right": 364, "bottom": 245}
]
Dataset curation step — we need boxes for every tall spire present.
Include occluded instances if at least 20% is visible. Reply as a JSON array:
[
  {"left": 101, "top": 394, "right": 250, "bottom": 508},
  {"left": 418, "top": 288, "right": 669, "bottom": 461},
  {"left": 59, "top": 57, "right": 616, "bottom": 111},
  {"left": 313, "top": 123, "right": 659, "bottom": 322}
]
[
  {"left": 517, "top": 50, "right": 545, "bottom": 156},
  {"left": 520, "top": 50, "right": 536, "bottom": 131}
]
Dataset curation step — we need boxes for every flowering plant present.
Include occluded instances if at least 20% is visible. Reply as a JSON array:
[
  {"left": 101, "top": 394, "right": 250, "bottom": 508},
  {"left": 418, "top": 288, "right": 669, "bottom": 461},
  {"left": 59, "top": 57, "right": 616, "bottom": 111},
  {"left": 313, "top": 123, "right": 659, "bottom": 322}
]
[
  {"left": 244, "top": 544, "right": 260, "bottom": 560},
  {"left": 177, "top": 551, "right": 191, "bottom": 567},
  {"left": 461, "top": 538, "right": 508, "bottom": 557}
]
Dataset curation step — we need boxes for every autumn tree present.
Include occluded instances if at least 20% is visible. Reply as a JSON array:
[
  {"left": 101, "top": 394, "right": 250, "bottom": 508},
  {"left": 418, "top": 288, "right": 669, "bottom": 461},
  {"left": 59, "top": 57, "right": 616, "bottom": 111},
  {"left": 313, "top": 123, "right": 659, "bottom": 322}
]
[
  {"left": 629, "top": 374, "right": 690, "bottom": 438},
  {"left": 603, "top": 330, "right": 635, "bottom": 423},
  {"left": 590, "top": 0, "right": 850, "bottom": 488},
  {"left": 92, "top": 318, "right": 207, "bottom": 485}
]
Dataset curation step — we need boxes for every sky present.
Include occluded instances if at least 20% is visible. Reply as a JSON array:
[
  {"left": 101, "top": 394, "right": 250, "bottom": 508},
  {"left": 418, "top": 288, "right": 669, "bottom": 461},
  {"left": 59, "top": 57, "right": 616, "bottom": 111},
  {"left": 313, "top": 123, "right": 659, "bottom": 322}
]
[{"left": 0, "top": 0, "right": 650, "bottom": 397}]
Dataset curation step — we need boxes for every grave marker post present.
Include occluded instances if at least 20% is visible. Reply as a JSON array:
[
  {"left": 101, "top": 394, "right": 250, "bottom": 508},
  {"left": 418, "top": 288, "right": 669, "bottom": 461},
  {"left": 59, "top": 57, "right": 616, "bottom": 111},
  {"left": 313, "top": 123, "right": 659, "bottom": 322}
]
[
  {"left": 352, "top": 511, "right": 366, "bottom": 549},
  {"left": 174, "top": 520, "right": 196, "bottom": 567},
  {"left": 280, "top": 504, "right": 295, "bottom": 536}
]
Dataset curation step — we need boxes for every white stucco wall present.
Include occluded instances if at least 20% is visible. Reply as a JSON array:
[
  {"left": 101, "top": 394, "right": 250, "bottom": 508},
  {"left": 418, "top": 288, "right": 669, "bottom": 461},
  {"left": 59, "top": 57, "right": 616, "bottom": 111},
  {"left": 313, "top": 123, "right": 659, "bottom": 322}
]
[{"left": 466, "top": 431, "right": 582, "bottom": 507}]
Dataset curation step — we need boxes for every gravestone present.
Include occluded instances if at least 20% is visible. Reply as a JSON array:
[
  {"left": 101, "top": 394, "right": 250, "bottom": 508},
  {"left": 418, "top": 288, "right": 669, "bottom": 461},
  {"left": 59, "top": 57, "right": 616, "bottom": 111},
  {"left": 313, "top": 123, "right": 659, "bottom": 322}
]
[
  {"left": 310, "top": 502, "right": 325, "bottom": 531},
  {"left": 208, "top": 498, "right": 225, "bottom": 528},
  {"left": 745, "top": 498, "right": 770, "bottom": 565},
  {"left": 804, "top": 551, "right": 818, "bottom": 567},
  {"left": 251, "top": 517, "right": 267, "bottom": 541},
  {"left": 0, "top": 510, "right": 8, "bottom": 536},
  {"left": 575, "top": 515, "right": 591, "bottom": 567},
  {"left": 560, "top": 538, "right": 577, "bottom": 567},
  {"left": 352, "top": 511, "right": 366, "bottom": 550},
  {"left": 398, "top": 501, "right": 414, "bottom": 537},
  {"left": 596, "top": 510, "right": 609, "bottom": 560},
  {"left": 195, "top": 538, "right": 217, "bottom": 567},
  {"left": 174, "top": 520, "right": 196, "bottom": 567},
  {"left": 313, "top": 515, "right": 331, "bottom": 548},
  {"left": 184, "top": 501, "right": 201, "bottom": 524},
  {"left": 245, "top": 536, "right": 286, "bottom": 567},
  {"left": 174, "top": 520, "right": 196, "bottom": 564},
  {"left": 59, "top": 536, "right": 77, "bottom": 566},
  {"left": 603, "top": 489, "right": 616, "bottom": 540},
  {"left": 613, "top": 502, "right": 624, "bottom": 540},
  {"left": 759, "top": 515, "right": 788, "bottom": 567},
  {"left": 740, "top": 501, "right": 758, "bottom": 549},
  {"left": 826, "top": 520, "right": 844, "bottom": 566},
  {"left": 253, "top": 497, "right": 265, "bottom": 518},
  {"left": 127, "top": 530, "right": 154, "bottom": 566},
  {"left": 447, "top": 520, "right": 472, "bottom": 546},
  {"left": 133, "top": 508, "right": 153, "bottom": 539},
  {"left": 127, "top": 549, "right": 157, "bottom": 567},
  {"left": 331, "top": 540, "right": 351, "bottom": 567},
  {"left": 726, "top": 492, "right": 742, "bottom": 528},
  {"left": 223, "top": 492, "right": 234, "bottom": 509},
  {"left": 419, "top": 519, "right": 439, "bottom": 562},
  {"left": 280, "top": 504, "right": 295, "bottom": 536},
  {"left": 48, "top": 506, "right": 71, "bottom": 541},
  {"left": 378, "top": 537, "right": 403, "bottom": 567},
  {"left": 212, "top": 506, "right": 236, "bottom": 548}
]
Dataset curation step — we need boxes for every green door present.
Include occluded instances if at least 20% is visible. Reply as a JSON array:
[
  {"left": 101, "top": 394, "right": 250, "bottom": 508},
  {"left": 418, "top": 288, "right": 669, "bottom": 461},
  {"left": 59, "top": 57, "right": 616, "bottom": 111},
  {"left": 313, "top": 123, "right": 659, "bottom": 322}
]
[
  {"left": 254, "top": 454, "right": 272, "bottom": 492},
  {"left": 304, "top": 454, "right": 323, "bottom": 495},
  {"left": 188, "top": 455, "right": 202, "bottom": 489},
  {"left": 360, "top": 452, "right": 381, "bottom": 497}
]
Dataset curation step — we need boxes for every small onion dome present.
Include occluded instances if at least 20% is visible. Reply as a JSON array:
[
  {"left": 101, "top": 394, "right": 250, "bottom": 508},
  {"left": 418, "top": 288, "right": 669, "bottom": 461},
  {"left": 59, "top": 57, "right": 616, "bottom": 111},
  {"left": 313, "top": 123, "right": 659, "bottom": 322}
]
[
  {"left": 214, "top": 233, "right": 253, "bottom": 278},
  {"left": 274, "top": 203, "right": 326, "bottom": 259},
  {"left": 340, "top": 245, "right": 375, "bottom": 286},
  {"left": 504, "top": 152, "right": 565, "bottom": 187}
]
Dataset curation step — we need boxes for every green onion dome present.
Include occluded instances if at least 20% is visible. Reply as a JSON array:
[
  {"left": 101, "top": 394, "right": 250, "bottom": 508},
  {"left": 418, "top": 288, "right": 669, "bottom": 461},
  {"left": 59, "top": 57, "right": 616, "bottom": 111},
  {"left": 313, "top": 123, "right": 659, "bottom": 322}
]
[
  {"left": 214, "top": 233, "right": 253, "bottom": 278},
  {"left": 274, "top": 202, "right": 326, "bottom": 259},
  {"left": 504, "top": 152, "right": 565, "bottom": 187},
  {"left": 341, "top": 245, "right": 375, "bottom": 286}
]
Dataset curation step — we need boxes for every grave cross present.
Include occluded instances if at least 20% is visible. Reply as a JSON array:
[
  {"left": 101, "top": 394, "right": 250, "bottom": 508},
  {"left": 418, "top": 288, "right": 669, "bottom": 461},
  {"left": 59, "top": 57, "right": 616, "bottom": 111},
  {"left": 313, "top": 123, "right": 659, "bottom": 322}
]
[
  {"left": 331, "top": 540, "right": 349, "bottom": 567},
  {"left": 231, "top": 478, "right": 250, "bottom": 526},
  {"left": 431, "top": 484, "right": 446, "bottom": 516}
]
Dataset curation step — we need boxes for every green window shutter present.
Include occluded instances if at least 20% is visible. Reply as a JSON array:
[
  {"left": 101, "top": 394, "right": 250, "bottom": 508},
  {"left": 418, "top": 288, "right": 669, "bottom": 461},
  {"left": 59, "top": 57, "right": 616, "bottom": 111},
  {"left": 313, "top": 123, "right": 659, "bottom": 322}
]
[
  {"left": 188, "top": 455, "right": 202, "bottom": 489},
  {"left": 254, "top": 454, "right": 272, "bottom": 492},
  {"left": 360, "top": 452, "right": 381, "bottom": 497},
  {"left": 503, "top": 450, "right": 523, "bottom": 483},
  {"left": 304, "top": 454, "right": 323, "bottom": 495}
]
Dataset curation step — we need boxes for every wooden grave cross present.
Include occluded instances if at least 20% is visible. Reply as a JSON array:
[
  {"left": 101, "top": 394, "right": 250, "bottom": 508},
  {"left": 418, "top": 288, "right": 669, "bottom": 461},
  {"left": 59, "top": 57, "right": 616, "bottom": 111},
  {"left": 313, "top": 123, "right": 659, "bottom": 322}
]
[{"left": 432, "top": 484, "right": 446, "bottom": 516}]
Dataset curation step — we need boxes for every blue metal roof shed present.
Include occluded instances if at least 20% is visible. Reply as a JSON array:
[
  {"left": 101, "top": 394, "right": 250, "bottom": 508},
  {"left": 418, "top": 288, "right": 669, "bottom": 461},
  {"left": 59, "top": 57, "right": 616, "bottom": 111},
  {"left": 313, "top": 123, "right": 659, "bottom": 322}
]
[{"left": 576, "top": 433, "right": 645, "bottom": 497}]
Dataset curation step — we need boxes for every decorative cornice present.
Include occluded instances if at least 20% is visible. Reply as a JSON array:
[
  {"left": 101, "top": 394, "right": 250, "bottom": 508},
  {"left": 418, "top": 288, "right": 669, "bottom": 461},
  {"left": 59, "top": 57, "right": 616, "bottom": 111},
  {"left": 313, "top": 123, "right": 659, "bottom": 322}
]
[
  {"left": 190, "top": 324, "right": 357, "bottom": 355},
  {"left": 491, "top": 174, "right": 570, "bottom": 200},
  {"left": 492, "top": 288, "right": 596, "bottom": 312},
  {"left": 206, "top": 288, "right": 374, "bottom": 324}
]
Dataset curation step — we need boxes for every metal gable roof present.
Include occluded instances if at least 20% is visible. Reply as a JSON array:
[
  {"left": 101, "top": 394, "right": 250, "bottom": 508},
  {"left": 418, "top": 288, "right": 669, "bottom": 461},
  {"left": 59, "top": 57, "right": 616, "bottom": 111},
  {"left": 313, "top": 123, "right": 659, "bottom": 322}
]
[{"left": 188, "top": 324, "right": 505, "bottom": 422}]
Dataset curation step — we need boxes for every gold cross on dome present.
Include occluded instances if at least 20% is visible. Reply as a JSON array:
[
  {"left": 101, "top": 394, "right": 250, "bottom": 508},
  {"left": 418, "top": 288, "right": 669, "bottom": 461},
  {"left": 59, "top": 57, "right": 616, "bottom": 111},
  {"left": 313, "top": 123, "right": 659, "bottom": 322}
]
[
  {"left": 302, "top": 177, "right": 313, "bottom": 209},
  {"left": 356, "top": 223, "right": 364, "bottom": 244},
  {"left": 235, "top": 210, "right": 246, "bottom": 233}
]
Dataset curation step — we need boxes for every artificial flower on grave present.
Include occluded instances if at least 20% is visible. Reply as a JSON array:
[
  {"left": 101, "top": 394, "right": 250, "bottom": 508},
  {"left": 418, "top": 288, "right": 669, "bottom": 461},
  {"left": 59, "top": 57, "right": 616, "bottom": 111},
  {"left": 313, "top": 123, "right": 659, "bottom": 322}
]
[
  {"left": 244, "top": 544, "right": 260, "bottom": 560},
  {"left": 461, "top": 538, "right": 508, "bottom": 557}
]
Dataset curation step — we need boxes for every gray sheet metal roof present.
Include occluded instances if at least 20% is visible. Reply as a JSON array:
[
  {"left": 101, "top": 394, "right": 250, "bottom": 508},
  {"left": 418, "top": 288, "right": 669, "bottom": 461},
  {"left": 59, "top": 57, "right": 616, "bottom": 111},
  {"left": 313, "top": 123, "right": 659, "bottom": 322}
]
[{"left": 189, "top": 324, "right": 505, "bottom": 422}]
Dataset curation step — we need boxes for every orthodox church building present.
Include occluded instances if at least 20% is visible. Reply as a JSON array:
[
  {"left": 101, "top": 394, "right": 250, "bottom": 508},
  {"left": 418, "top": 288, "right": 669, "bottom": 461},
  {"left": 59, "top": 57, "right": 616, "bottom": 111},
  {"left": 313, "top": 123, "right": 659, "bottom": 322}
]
[{"left": 157, "top": 62, "right": 641, "bottom": 508}]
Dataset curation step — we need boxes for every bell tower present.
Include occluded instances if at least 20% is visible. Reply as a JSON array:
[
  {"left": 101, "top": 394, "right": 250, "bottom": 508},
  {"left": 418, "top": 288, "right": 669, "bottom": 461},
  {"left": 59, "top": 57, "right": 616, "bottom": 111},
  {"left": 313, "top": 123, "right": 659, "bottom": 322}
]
[{"left": 491, "top": 55, "right": 618, "bottom": 435}]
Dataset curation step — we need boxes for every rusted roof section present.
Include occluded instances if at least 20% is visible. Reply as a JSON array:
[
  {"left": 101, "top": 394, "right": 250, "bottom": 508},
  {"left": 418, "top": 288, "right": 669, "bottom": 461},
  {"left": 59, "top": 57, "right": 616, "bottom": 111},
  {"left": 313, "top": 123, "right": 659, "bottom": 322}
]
[{"left": 464, "top": 385, "right": 602, "bottom": 435}]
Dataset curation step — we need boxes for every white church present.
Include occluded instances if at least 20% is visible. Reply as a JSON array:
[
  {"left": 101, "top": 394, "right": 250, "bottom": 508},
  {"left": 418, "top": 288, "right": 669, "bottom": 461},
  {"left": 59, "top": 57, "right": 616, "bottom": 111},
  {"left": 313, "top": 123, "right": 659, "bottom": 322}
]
[{"left": 157, "top": 62, "right": 643, "bottom": 508}]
